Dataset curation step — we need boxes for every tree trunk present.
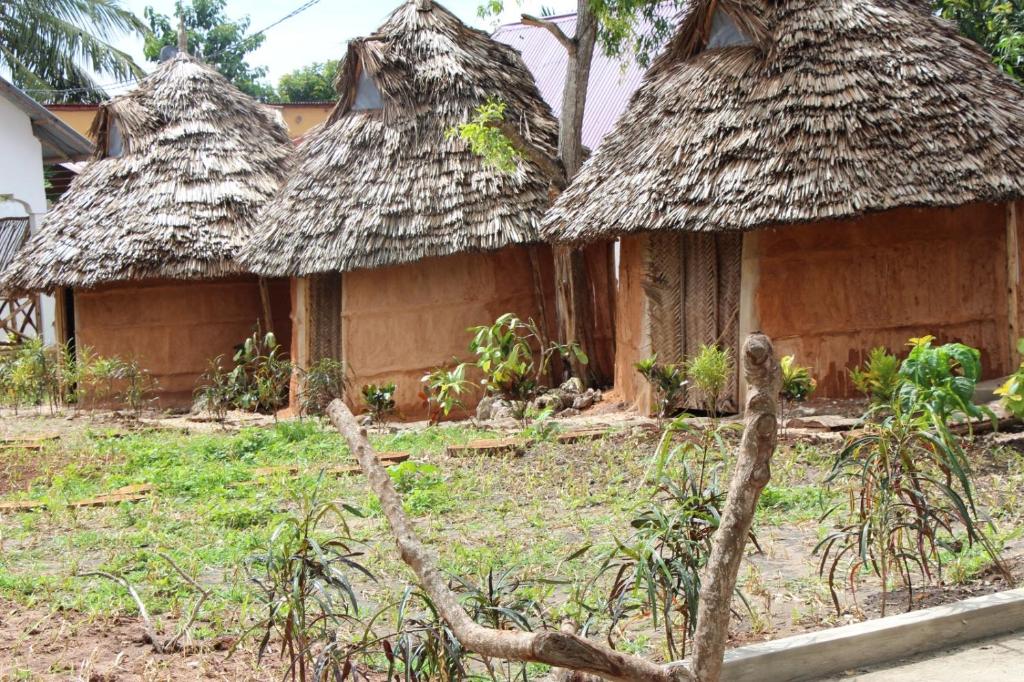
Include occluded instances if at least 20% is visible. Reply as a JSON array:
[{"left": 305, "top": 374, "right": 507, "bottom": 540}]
[
  {"left": 689, "top": 333, "right": 782, "bottom": 681},
  {"left": 326, "top": 333, "right": 782, "bottom": 682},
  {"left": 553, "top": 0, "right": 602, "bottom": 384}
]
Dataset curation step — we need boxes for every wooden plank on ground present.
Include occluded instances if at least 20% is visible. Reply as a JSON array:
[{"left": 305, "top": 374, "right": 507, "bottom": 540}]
[
  {"left": 0, "top": 434, "right": 60, "bottom": 451},
  {"left": 445, "top": 438, "right": 528, "bottom": 457},
  {"left": 249, "top": 452, "right": 410, "bottom": 478},
  {"left": 555, "top": 428, "right": 611, "bottom": 444},
  {"left": 0, "top": 484, "right": 153, "bottom": 513},
  {"left": 784, "top": 416, "right": 861, "bottom": 432}
]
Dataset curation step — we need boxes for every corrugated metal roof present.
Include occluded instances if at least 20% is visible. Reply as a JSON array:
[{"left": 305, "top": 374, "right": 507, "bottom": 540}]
[{"left": 492, "top": 8, "right": 674, "bottom": 149}]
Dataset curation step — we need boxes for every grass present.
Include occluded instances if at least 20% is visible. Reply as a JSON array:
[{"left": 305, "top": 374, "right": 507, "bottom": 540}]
[{"left": 0, "top": 415, "right": 1020, "bottom": 670}]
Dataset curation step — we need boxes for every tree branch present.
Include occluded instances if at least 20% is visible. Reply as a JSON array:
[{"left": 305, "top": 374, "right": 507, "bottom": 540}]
[
  {"left": 488, "top": 119, "right": 567, "bottom": 189},
  {"left": 521, "top": 13, "right": 576, "bottom": 54},
  {"left": 326, "top": 400, "right": 683, "bottom": 682},
  {"left": 689, "top": 333, "right": 782, "bottom": 681},
  {"left": 327, "top": 333, "right": 782, "bottom": 682}
]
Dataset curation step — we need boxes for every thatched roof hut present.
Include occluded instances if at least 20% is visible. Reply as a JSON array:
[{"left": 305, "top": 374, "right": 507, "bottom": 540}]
[
  {"left": 239, "top": 0, "right": 568, "bottom": 418},
  {"left": 1, "top": 52, "right": 294, "bottom": 407},
  {"left": 4, "top": 52, "right": 292, "bottom": 291},
  {"left": 239, "top": 0, "right": 560, "bottom": 276},
  {"left": 541, "top": 0, "right": 1024, "bottom": 412}
]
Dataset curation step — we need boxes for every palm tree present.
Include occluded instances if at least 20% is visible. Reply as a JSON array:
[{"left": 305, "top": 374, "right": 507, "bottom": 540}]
[{"left": 0, "top": 0, "right": 147, "bottom": 103}]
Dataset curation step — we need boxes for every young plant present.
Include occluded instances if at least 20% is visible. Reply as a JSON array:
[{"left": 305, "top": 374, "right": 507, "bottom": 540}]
[
  {"left": 815, "top": 403, "right": 1009, "bottom": 616},
  {"left": 596, "top": 464, "right": 724, "bottom": 660},
  {"left": 231, "top": 330, "right": 292, "bottom": 416},
  {"left": 995, "top": 338, "right": 1024, "bottom": 420},
  {"left": 849, "top": 346, "right": 902, "bottom": 404},
  {"left": 634, "top": 355, "right": 686, "bottom": 418},
  {"left": 468, "top": 312, "right": 586, "bottom": 413},
  {"left": 361, "top": 382, "right": 397, "bottom": 424},
  {"left": 245, "top": 481, "right": 372, "bottom": 682},
  {"left": 193, "top": 356, "right": 233, "bottom": 423},
  {"left": 300, "top": 358, "right": 348, "bottom": 417},
  {"left": 685, "top": 344, "right": 733, "bottom": 418},
  {"left": 897, "top": 335, "right": 991, "bottom": 428},
  {"left": 91, "top": 356, "right": 157, "bottom": 417},
  {"left": 779, "top": 355, "right": 816, "bottom": 431},
  {"left": 420, "top": 362, "right": 471, "bottom": 425}
]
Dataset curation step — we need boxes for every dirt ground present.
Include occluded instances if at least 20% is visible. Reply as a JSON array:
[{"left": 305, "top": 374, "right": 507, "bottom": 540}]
[{"left": 1, "top": 401, "right": 1022, "bottom": 681}]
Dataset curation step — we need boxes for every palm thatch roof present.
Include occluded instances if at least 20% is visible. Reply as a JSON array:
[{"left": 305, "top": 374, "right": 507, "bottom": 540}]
[
  {"left": 2, "top": 53, "right": 292, "bottom": 292},
  {"left": 239, "top": 0, "right": 560, "bottom": 277},
  {"left": 542, "top": 0, "right": 1024, "bottom": 242}
]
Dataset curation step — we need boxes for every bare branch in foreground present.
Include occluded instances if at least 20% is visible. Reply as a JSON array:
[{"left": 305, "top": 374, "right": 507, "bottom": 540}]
[
  {"left": 80, "top": 553, "right": 218, "bottom": 655},
  {"left": 327, "top": 332, "right": 781, "bottom": 682},
  {"left": 327, "top": 399, "right": 683, "bottom": 682}
]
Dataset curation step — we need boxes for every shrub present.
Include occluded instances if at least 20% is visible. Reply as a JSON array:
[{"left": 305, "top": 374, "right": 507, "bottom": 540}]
[
  {"left": 849, "top": 346, "right": 901, "bottom": 404},
  {"left": 245, "top": 482, "right": 371, "bottom": 681},
  {"left": 635, "top": 355, "right": 686, "bottom": 418},
  {"left": 420, "top": 363, "right": 471, "bottom": 424},
  {"left": 815, "top": 403, "right": 1008, "bottom": 615},
  {"left": 468, "top": 312, "right": 586, "bottom": 409},
  {"left": 193, "top": 356, "right": 233, "bottom": 423},
  {"left": 193, "top": 329, "right": 291, "bottom": 417},
  {"left": 897, "top": 335, "right": 991, "bottom": 426},
  {"left": 780, "top": 355, "right": 816, "bottom": 403},
  {"left": 686, "top": 344, "right": 733, "bottom": 417},
  {"left": 996, "top": 339, "right": 1024, "bottom": 419},
  {"left": 361, "top": 382, "right": 397, "bottom": 424},
  {"left": 300, "top": 358, "right": 348, "bottom": 417}
]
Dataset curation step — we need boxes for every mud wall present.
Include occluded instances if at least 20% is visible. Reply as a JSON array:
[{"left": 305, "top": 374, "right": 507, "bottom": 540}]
[
  {"left": 340, "top": 245, "right": 556, "bottom": 419},
  {"left": 612, "top": 234, "right": 653, "bottom": 414},
  {"left": 749, "top": 202, "right": 1012, "bottom": 397},
  {"left": 75, "top": 277, "right": 291, "bottom": 408}
]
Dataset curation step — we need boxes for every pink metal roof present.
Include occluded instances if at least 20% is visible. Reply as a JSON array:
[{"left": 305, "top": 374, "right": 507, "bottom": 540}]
[{"left": 492, "top": 9, "right": 674, "bottom": 149}]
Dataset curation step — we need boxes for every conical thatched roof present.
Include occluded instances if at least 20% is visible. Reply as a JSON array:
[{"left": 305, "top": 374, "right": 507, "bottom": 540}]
[
  {"left": 2, "top": 53, "right": 292, "bottom": 292},
  {"left": 239, "top": 0, "right": 560, "bottom": 276},
  {"left": 542, "top": 0, "right": 1024, "bottom": 242}
]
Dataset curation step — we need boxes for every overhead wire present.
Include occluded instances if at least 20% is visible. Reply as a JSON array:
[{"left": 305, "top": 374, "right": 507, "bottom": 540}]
[{"left": 17, "top": 0, "right": 325, "bottom": 97}]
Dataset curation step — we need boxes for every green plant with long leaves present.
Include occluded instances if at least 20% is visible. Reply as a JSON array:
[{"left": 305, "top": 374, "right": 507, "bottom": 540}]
[
  {"left": 193, "top": 355, "right": 233, "bottom": 423},
  {"left": 468, "top": 312, "right": 587, "bottom": 412},
  {"left": 245, "top": 480, "right": 373, "bottom": 682},
  {"left": 995, "top": 338, "right": 1024, "bottom": 419},
  {"left": 92, "top": 355, "right": 157, "bottom": 417},
  {"left": 420, "top": 362, "right": 472, "bottom": 424},
  {"left": 815, "top": 402, "right": 1010, "bottom": 616},
  {"left": 0, "top": 0, "right": 146, "bottom": 103},
  {"left": 593, "top": 463, "right": 724, "bottom": 660},
  {"left": 634, "top": 355, "right": 686, "bottom": 418},
  {"left": 850, "top": 346, "right": 902, "bottom": 405},
  {"left": 897, "top": 335, "right": 993, "bottom": 428}
]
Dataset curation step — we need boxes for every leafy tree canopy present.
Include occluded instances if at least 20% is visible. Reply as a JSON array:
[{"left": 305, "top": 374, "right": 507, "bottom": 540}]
[
  {"left": 0, "top": 0, "right": 146, "bottom": 103},
  {"left": 479, "top": 0, "right": 684, "bottom": 67},
  {"left": 277, "top": 60, "right": 340, "bottom": 102},
  {"left": 143, "top": 0, "right": 274, "bottom": 99},
  {"left": 934, "top": 0, "right": 1024, "bottom": 80}
]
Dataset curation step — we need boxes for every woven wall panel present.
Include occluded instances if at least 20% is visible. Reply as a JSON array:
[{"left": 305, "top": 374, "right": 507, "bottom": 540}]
[
  {"left": 645, "top": 231, "right": 742, "bottom": 412},
  {"left": 308, "top": 273, "right": 342, "bottom": 363},
  {"left": 643, "top": 232, "right": 685, "bottom": 365}
]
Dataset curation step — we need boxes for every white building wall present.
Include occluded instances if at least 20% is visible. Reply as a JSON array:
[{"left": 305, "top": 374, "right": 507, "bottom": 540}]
[{"left": 0, "top": 95, "right": 56, "bottom": 344}]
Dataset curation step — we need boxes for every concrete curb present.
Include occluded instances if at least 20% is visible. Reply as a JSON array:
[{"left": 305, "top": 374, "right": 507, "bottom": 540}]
[{"left": 712, "top": 588, "right": 1024, "bottom": 681}]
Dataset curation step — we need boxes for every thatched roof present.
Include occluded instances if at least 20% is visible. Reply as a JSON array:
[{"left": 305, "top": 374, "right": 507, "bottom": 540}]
[
  {"left": 2, "top": 53, "right": 292, "bottom": 292},
  {"left": 542, "top": 0, "right": 1024, "bottom": 242},
  {"left": 239, "top": 0, "right": 560, "bottom": 276}
]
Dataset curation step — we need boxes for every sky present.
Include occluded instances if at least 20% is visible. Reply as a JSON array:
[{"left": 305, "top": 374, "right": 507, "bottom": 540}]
[{"left": 111, "top": 0, "right": 578, "bottom": 88}]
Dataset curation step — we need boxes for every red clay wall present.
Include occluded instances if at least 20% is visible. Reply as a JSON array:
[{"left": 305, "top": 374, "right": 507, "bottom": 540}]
[
  {"left": 612, "top": 234, "right": 653, "bottom": 414},
  {"left": 75, "top": 277, "right": 290, "bottom": 408},
  {"left": 749, "top": 203, "right": 1012, "bottom": 397},
  {"left": 341, "top": 245, "right": 556, "bottom": 419}
]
